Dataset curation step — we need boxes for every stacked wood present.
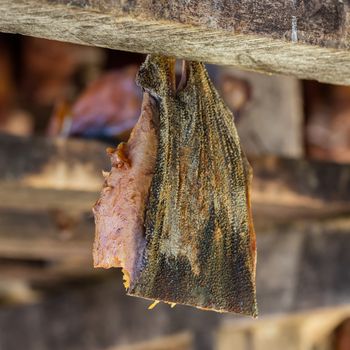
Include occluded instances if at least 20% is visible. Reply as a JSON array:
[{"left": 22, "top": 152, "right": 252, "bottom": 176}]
[
  {"left": 1, "top": 216, "right": 350, "bottom": 349},
  {"left": 0, "top": 134, "right": 349, "bottom": 310}
]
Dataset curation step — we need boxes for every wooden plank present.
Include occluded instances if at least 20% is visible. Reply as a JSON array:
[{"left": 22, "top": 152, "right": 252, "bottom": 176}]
[
  {"left": 0, "top": 275, "right": 218, "bottom": 350},
  {"left": 1, "top": 135, "right": 349, "bottom": 317},
  {"left": 110, "top": 332, "right": 193, "bottom": 350},
  {"left": 0, "top": 0, "right": 349, "bottom": 85},
  {"left": 217, "top": 306, "right": 350, "bottom": 350},
  {"left": 1, "top": 204, "right": 350, "bottom": 313},
  {"left": 1, "top": 134, "right": 350, "bottom": 218},
  {"left": 0, "top": 134, "right": 108, "bottom": 192},
  {"left": 1, "top": 215, "right": 350, "bottom": 350},
  {"left": 0, "top": 208, "right": 93, "bottom": 261},
  {"left": 256, "top": 218, "right": 350, "bottom": 314},
  {"left": 226, "top": 217, "right": 347, "bottom": 312},
  {"left": 0, "top": 184, "right": 98, "bottom": 212},
  {"left": 251, "top": 156, "right": 350, "bottom": 212}
]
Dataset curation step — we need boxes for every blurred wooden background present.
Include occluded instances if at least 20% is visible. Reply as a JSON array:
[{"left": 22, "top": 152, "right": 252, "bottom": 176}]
[{"left": 0, "top": 1, "right": 350, "bottom": 348}]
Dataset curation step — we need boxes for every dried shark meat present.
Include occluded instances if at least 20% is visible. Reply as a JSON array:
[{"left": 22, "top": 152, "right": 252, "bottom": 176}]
[{"left": 93, "top": 55, "right": 257, "bottom": 316}]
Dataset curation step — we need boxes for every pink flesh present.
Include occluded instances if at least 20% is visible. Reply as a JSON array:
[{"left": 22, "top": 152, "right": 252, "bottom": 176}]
[{"left": 93, "top": 93, "right": 158, "bottom": 282}]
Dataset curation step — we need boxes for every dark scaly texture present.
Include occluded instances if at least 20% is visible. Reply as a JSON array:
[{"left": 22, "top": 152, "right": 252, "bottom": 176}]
[{"left": 128, "top": 55, "right": 257, "bottom": 317}]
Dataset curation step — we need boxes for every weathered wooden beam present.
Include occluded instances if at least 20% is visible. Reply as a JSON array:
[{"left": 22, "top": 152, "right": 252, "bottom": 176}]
[
  {"left": 0, "top": 217, "right": 350, "bottom": 350},
  {"left": 0, "top": 184, "right": 98, "bottom": 212},
  {"left": 0, "top": 275, "right": 219, "bottom": 350},
  {"left": 0, "top": 134, "right": 108, "bottom": 192},
  {"left": 251, "top": 155, "right": 350, "bottom": 219},
  {"left": 110, "top": 332, "right": 193, "bottom": 350},
  {"left": 0, "top": 208, "right": 92, "bottom": 261},
  {"left": 0, "top": 0, "right": 349, "bottom": 85},
  {"left": 1, "top": 139, "right": 350, "bottom": 319},
  {"left": 1, "top": 134, "right": 350, "bottom": 218},
  {"left": 1, "top": 187, "right": 350, "bottom": 317},
  {"left": 217, "top": 306, "right": 350, "bottom": 350}
]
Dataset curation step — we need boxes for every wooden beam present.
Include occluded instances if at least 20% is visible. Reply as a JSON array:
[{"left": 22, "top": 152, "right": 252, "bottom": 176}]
[
  {"left": 0, "top": 208, "right": 92, "bottom": 261},
  {"left": 0, "top": 135, "right": 350, "bottom": 316},
  {"left": 108, "top": 332, "right": 193, "bottom": 350},
  {"left": 0, "top": 217, "right": 350, "bottom": 350},
  {"left": 251, "top": 156, "right": 350, "bottom": 218},
  {"left": 0, "top": 275, "right": 219, "bottom": 350},
  {"left": 1, "top": 207, "right": 350, "bottom": 312},
  {"left": 0, "top": 0, "right": 349, "bottom": 85},
  {"left": 1, "top": 134, "right": 350, "bottom": 218},
  {"left": 0, "top": 134, "right": 108, "bottom": 192},
  {"left": 0, "top": 184, "right": 98, "bottom": 212}
]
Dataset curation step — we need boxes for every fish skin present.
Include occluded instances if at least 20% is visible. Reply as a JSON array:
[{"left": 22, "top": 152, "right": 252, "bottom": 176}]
[{"left": 128, "top": 55, "right": 257, "bottom": 317}]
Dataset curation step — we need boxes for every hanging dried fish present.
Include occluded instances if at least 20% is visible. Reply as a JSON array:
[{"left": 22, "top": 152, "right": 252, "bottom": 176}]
[{"left": 93, "top": 55, "right": 257, "bottom": 316}]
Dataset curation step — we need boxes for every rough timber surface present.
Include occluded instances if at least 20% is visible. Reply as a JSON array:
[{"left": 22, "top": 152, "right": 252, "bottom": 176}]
[{"left": 0, "top": 0, "right": 350, "bottom": 85}]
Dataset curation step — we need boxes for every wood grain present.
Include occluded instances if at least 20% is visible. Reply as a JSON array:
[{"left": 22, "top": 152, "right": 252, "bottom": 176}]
[{"left": 0, "top": 0, "right": 349, "bottom": 85}]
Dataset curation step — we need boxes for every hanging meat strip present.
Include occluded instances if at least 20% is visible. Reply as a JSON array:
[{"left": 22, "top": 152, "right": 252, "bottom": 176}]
[
  {"left": 93, "top": 92, "right": 158, "bottom": 287},
  {"left": 93, "top": 55, "right": 257, "bottom": 316}
]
